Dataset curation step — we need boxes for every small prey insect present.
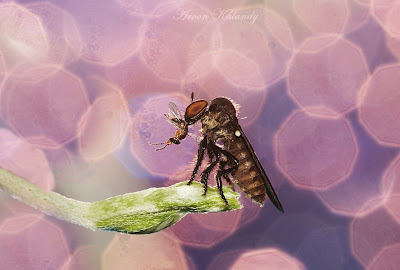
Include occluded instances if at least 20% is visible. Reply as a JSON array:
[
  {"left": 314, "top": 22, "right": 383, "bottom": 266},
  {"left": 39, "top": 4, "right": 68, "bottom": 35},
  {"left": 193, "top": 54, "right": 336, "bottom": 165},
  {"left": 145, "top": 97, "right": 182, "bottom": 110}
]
[{"left": 150, "top": 93, "right": 284, "bottom": 213}]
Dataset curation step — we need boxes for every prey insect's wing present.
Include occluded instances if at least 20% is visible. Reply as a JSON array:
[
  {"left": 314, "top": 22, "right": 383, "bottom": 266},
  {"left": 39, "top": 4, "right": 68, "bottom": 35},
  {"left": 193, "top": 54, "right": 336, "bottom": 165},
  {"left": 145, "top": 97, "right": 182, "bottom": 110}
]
[
  {"left": 164, "top": 102, "right": 185, "bottom": 128},
  {"left": 164, "top": 114, "right": 182, "bottom": 128},
  {"left": 168, "top": 102, "right": 183, "bottom": 120},
  {"left": 232, "top": 122, "right": 284, "bottom": 213}
]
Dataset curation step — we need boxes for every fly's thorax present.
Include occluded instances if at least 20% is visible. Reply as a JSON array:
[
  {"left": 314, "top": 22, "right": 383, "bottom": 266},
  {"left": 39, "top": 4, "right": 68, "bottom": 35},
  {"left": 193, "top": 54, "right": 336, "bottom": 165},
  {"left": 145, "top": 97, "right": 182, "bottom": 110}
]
[
  {"left": 201, "top": 110, "right": 236, "bottom": 142},
  {"left": 200, "top": 111, "right": 219, "bottom": 134}
]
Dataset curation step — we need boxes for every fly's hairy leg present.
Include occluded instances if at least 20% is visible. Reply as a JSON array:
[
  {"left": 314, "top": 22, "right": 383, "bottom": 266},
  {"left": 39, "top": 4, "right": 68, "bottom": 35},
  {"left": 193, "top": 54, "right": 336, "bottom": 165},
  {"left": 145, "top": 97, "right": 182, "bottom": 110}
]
[
  {"left": 219, "top": 149, "right": 239, "bottom": 176},
  {"left": 201, "top": 141, "right": 221, "bottom": 195},
  {"left": 216, "top": 170, "right": 228, "bottom": 205},
  {"left": 187, "top": 136, "right": 207, "bottom": 185},
  {"left": 207, "top": 143, "right": 214, "bottom": 162},
  {"left": 201, "top": 143, "right": 215, "bottom": 185},
  {"left": 215, "top": 149, "right": 239, "bottom": 204},
  {"left": 218, "top": 161, "right": 235, "bottom": 191}
]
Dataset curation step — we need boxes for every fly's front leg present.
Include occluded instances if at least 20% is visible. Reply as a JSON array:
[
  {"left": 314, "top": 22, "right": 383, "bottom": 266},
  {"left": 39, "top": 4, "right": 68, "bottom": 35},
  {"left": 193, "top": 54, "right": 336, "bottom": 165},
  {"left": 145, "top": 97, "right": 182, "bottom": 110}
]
[
  {"left": 201, "top": 140, "right": 215, "bottom": 184},
  {"left": 187, "top": 136, "right": 207, "bottom": 185},
  {"left": 201, "top": 141, "right": 221, "bottom": 195}
]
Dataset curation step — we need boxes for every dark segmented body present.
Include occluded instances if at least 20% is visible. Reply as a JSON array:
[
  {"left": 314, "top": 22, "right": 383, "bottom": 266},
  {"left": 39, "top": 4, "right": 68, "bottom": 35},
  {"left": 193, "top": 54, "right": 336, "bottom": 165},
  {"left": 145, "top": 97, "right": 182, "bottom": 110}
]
[
  {"left": 225, "top": 133, "right": 267, "bottom": 204},
  {"left": 201, "top": 98, "right": 283, "bottom": 210}
]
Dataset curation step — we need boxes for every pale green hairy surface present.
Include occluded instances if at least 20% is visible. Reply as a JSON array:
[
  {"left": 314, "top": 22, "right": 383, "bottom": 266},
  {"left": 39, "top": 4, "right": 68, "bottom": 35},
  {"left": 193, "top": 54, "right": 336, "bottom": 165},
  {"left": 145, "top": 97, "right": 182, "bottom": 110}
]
[{"left": 0, "top": 168, "right": 242, "bottom": 234}]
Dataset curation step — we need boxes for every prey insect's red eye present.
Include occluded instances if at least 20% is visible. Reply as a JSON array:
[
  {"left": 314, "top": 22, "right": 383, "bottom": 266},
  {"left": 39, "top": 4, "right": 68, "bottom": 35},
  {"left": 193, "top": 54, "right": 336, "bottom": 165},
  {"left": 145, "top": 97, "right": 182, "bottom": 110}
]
[{"left": 185, "top": 100, "right": 208, "bottom": 124}]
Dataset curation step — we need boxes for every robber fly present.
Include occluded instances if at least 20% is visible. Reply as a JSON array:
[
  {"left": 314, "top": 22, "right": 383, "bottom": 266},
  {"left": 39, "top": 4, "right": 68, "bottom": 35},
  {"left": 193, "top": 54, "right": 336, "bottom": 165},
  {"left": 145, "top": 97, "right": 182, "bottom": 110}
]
[{"left": 150, "top": 93, "right": 284, "bottom": 213}]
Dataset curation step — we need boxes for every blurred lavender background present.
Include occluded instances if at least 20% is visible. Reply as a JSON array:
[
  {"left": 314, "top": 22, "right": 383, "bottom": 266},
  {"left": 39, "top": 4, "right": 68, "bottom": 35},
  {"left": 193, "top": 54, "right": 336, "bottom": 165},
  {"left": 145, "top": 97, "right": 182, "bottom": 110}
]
[{"left": 0, "top": 0, "right": 400, "bottom": 269}]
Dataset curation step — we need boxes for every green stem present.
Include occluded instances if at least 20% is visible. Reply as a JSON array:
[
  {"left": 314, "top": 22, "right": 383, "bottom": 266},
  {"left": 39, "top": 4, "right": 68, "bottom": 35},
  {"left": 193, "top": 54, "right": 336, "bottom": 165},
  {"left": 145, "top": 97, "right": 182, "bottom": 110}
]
[{"left": 0, "top": 168, "right": 242, "bottom": 234}]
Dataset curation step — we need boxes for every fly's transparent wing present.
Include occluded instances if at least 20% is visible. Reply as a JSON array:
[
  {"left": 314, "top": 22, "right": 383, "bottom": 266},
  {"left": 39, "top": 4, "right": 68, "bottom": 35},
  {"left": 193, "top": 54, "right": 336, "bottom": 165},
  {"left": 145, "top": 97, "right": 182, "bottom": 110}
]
[{"left": 168, "top": 102, "right": 183, "bottom": 120}]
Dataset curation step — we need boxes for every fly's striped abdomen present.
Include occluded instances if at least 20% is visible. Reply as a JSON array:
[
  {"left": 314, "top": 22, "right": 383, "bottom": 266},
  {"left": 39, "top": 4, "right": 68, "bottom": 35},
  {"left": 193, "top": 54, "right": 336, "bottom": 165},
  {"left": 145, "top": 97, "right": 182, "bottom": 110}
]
[{"left": 227, "top": 139, "right": 267, "bottom": 204}]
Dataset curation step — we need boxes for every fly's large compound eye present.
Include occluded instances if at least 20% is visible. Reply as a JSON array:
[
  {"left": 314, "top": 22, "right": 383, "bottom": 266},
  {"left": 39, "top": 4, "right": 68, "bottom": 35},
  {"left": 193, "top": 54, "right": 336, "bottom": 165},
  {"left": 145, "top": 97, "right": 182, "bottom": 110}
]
[{"left": 185, "top": 100, "right": 208, "bottom": 125}]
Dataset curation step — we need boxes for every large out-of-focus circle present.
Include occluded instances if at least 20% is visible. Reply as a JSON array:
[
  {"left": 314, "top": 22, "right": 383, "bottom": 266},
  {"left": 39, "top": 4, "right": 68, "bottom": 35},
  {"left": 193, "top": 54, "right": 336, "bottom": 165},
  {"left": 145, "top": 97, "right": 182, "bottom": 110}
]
[
  {"left": 275, "top": 110, "right": 358, "bottom": 190},
  {"left": 358, "top": 64, "right": 400, "bottom": 146},
  {"left": 78, "top": 79, "right": 130, "bottom": 161},
  {"left": 26, "top": 2, "right": 83, "bottom": 66},
  {"left": 129, "top": 93, "right": 196, "bottom": 177},
  {"left": 371, "top": 0, "right": 400, "bottom": 37},
  {"left": 105, "top": 54, "right": 181, "bottom": 102},
  {"left": 0, "top": 128, "right": 54, "bottom": 191},
  {"left": 0, "top": 215, "right": 70, "bottom": 269},
  {"left": 295, "top": 226, "right": 345, "bottom": 270},
  {"left": 61, "top": 0, "right": 144, "bottom": 65},
  {"left": 231, "top": 248, "right": 305, "bottom": 270},
  {"left": 2, "top": 67, "right": 89, "bottom": 149},
  {"left": 102, "top": 232, "right": 188, "bottom": 269},
  {"left": 0, "top": 3, "right": 49, "bottom": 71},
  {"left": 350, "top": 206, "right": 400, "bottom": 267},
  {"left": 288, "top": 36, "right": 368, "bottom": 117},
  {"left": 213, "top": 7, "right": 293, "bottom": 89},
  {"left": 141, "top": 1, "right": 212, "bottom": 82},
  {"left": 316, "top": 142, "right": 396, "bottom": 217},
  {"left": 368, "top": 243, "right": 400, "bottom": 270},
  {"left": 293, "top": 0, "right": 349, "bottom": 34}
]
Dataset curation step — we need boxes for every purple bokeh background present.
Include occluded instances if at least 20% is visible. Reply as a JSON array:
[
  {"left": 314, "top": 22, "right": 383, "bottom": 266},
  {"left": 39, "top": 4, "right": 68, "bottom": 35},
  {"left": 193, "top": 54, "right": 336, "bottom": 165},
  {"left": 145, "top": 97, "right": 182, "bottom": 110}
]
[{"left": 1, "top": 0, "right": 400, "bottom": 269}]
